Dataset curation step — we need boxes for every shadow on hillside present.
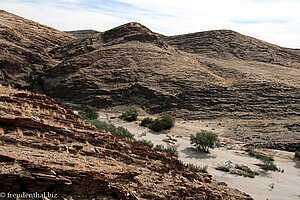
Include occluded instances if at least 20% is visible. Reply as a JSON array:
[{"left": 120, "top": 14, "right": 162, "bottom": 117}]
[{"left": 181, "top": 147, "right": 216, "bottom": 159}]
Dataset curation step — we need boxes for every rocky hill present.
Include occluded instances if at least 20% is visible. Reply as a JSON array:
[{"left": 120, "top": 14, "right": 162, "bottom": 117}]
[
  {"left": 162, "top": 30, "right": 300, "bottom": 68},
  {"left": 0, "top": 84, "right": 252, "bottom": 199},
  {"left": 0, "top": 11, "right": 299, "bottom": 150},
  {"left": 0, "top": 10, "right": 74, "bottom": 88}
]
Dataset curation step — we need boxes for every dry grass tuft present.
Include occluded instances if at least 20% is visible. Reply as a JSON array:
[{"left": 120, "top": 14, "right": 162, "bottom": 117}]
[
  {"left": 17, "top": 128, "right": 23, "bottom": 138},
  {"left": 36, "top": 131, "right": 41, "bottom": 138},
  {"left": 0, "top": 127, "right": 4, "bottom": 135}
]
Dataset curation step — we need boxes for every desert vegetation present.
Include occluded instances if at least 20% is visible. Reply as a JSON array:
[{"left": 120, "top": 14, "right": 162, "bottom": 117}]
[
  {"left": 89, "top": 120, "right": 135, "bottom": 140},
  {"left": 138, "top": 139, "right": 154, "bottom": 148},
  {"left": 119, "top": 109, "right": 138, "bottom": 122},
  {"left": 190, "top": 130, "right": 220, "bottom": 153},
  {"left": 142, "top": 114, "right": 175, "bottom": 131},
  {"left": 247, "top": 147, "right": 280, "bottom": 172},
  {"left": 78, "top": 105, "right": 98, "bottom": 120},
  {"left": 216, "top": 161, "right": 257, "bottom": 178},
  {"left": 185, "top": 163, "right": 208, "bottom": 173},
  {"left": 140, "top": 117, "right": 154, "bottom": 127},
  {"left": 153, "top": 144, "right": 179, "bottom": 158},
  {"left": 78, "top": 106, "right": 135, "bottom": 140}
]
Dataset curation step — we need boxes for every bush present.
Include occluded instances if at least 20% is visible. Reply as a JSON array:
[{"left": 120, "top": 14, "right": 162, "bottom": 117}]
[
  {"left": 138, "top": 139, "right": 154, "bottom": 148},
  {"left": 260, "top": 159, "right": 279, "bottom": 171},
  {"left": 247, "top": 147, "right": 278, "bottom": 171},
  {"left": 247, "top": 147, "right": 274, "bottom": 161},
  {"left": 190, "top": 130, "right": 220, "bottom": 153},
  {"left": 295, "top": 151, "right": 300, "bottom": 159},
  {"left": 119, "top": 109, "right": 138, "bottom": 122},
  {"left": 216, "top": 161, "right": 233, "bottom": 172},
  {"left": 234, "top": 164, "right": 257, "bottom": 178},
  {"left": 150, "top": 115, "right": 175, "bottom": 131},
  {"left": 78, "top": 106, "right": 98, "bottom": 120},
  {"left": 153, "top": 144, "right": 165, "bottom": 152},
  {"left": 185, "top": 163, "right": 208, "bottom": 173},
  {"left": 216, "top": 162, "right": 257, "bottom": 178},
  {"left": 89, "top": 120, "right": 134, "bottom": 140},
  {"left": 153, "top": 144, "right": 179, "bottom": 158},
  {"left": 164, "top": 145, "right": 179, "bottom": 158},
  {"left": 140, "top": 117, "right": 154, "bottom": 127}
]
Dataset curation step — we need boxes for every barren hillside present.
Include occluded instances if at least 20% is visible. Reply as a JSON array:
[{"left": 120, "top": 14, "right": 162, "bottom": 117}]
[{"left": 0, "top": 10, "right": 75, "bottom": 88}]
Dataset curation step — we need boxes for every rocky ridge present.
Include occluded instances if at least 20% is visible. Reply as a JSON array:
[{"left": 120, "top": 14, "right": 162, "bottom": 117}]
[
  {"left": 162, "top": 30, "right": 300, "bottom": 68},
  {"left": 0, "top": 84, "right": 252, "bottom": 199},
  {"left": 0, "top": 10, "right": 75, "bottom": 88}
]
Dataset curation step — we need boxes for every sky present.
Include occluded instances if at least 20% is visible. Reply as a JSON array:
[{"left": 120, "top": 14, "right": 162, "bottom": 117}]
[{"left": 1, "top": 0, "right": 300, "bottom": 48}]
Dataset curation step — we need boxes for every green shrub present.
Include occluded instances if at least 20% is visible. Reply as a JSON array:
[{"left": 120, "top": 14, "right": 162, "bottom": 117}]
[
  {"left": 248, "top": 147, "right": 274, "bottom": 161},
  {"left": 234, "top": 164, "right": 257, "bottom": 178},
  {"left": 216, "top": 161, "right": 233, "bottom": 172},
  {"left": 153, "top": 144, "right": 165, "bottom": 152},
  {"left": 190, "top": 130, "right": 220, "bottom": 153},
  {"left": 119, "top": 109, "right": 138, "bottom": 122},
  {"left": 78, "top": 106, "right": 98, "bottom": 120},
  {"left": 164, "top": 145, "right": 179, "bottom": 158},
  {"left": 216, "top": 162, "right": 257, "bottom": 178},
  {"left": 260, "top": 158, "right": 279, "bottom": 171},
  {"left": 138, "top": 139, "right": 154, "bottom": 148},
  {"left": 153, "top": 144, "right": 179, "bottom": 158},
  {"left": 185, "top": 163, "right": 208, "bottom": 173},
  {"left": 89, "top": 120, "right": 134, "bottom": 140},
  {"left": 140, "top": 117, "right": 154, "bottom": 127},
  {"left": 150, "top": 115, "right": 175, "bottom": 131},
  {"left": 247, "top": 147, "right": 278, "bottom": 171},
  {"left": 295, "top": 151, "right": 300, "bottom": 159}
]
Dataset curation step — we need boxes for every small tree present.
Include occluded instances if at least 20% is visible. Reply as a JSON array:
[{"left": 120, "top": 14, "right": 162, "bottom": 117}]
[
  {"left": 78, "top": 106, "right": 98, "bottom": 120},
  {"left": 190, "top": 130, "right": 220, "bottom": 153},
  {"left": 150, "top": 114, "right": 175, "bottom": 131},
  {"left": 119, "top": 109, "right": 138, "bottom": 122}
]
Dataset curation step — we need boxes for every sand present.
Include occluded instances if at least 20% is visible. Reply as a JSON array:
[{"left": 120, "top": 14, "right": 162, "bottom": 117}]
[{"left": 98, "top": 110, "right": 300, "bottom": 200}]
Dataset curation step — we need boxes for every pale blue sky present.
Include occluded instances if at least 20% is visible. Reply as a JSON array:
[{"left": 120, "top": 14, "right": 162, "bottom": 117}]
[{"left": 1, "top": 0, "right": 300, "bottom": 48}]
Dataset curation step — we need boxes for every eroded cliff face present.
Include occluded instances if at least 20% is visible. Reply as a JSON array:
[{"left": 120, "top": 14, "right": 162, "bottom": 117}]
[{"left": 0, "top": 85, "right": 252, "bottom": 199}]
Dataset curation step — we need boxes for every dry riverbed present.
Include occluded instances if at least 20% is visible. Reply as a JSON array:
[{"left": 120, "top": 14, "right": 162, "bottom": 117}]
[{"left": 97, "top": 109, "right": 300, "bottom": 200}]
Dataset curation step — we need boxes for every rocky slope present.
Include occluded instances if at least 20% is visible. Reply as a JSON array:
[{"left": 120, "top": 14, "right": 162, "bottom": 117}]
[
  {"left": 0, "top": 10, "right": 74, "bottom": 88},
  {"left": 0, "top": 84, "right": 252, "bottom": 199},
  {"left": 162, "top": 30, "right": 300, "bottom": 68}
]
